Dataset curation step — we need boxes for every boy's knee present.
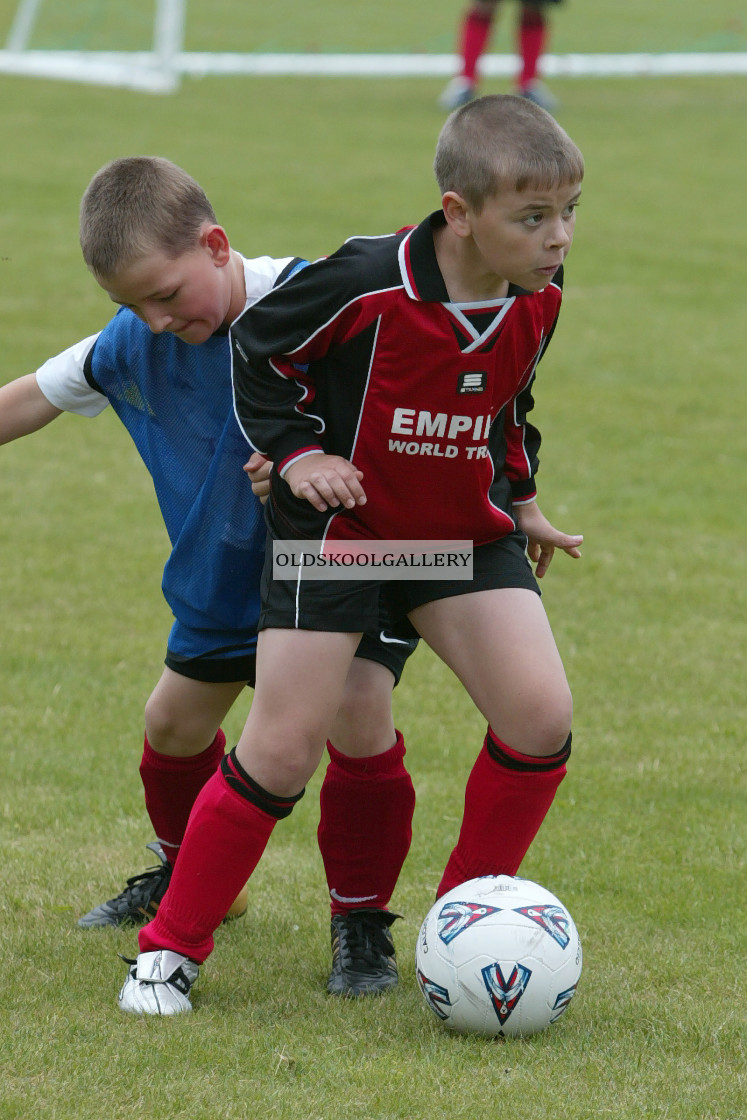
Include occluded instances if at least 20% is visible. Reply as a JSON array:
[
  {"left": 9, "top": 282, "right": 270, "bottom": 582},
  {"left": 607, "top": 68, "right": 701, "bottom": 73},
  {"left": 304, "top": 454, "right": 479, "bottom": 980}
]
[
  {"left": 143, "top": 691, "right": 176, "bottom": 742},
  {"left": 331, "top": 720, "right": 396, "bottom": 757},
  {"left": 144, "top": 691, "right": 212, "bottom": 757},
  {"left": 331, "top": 666, "right": 396, "bottom": 757},
  {"left": 540, "top": 685, "right": 573, "bottom": 751},
  {"left": 329, "top": 689, "right": 394, "bottom": 761},
  {"left": 515, "top": 686, "right": 572, "bottom": 758}
]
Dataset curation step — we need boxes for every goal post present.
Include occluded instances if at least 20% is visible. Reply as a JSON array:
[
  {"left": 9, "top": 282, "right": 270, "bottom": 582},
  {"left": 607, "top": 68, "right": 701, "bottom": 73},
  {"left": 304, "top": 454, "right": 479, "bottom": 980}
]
[
  {"left": 1, "top": 0, "right": 185, "bottom": 93},
  {"left": 1, "top": 2, "right": 745, "bottom": 94},
  {"left": 6, "top": 0, "right": 44, "bottom": 52}
]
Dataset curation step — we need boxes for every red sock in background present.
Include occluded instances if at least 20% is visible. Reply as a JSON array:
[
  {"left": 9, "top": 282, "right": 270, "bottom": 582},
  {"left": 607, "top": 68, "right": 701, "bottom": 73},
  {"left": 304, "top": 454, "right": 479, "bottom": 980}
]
[
  {"left": 517, "top": 6, "right": 547, "bottom": 89},
  {"left": 460, "top": 9, "right": 494, "bottom": 82},
  {"left": 139, "top": 730, "right": 226, "bottom": 865},
  {"left": 140, "top": 749, "right": 303, "bottom": 962},
  {"left": 318, "top": 732, "right": 415, "bottom": 915},
  {"left": 437, "top": 728, "right": 571, "bottom": 897}
]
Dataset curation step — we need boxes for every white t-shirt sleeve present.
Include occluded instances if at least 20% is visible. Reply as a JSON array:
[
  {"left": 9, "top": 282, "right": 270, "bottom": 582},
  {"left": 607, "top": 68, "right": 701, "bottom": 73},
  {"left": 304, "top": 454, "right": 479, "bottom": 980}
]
[
  {"left": 241, "top": 255, "right": 295, "bottom": 313},
  {"left": 35, "top": 333, "right": 109, "bottom": 417}
]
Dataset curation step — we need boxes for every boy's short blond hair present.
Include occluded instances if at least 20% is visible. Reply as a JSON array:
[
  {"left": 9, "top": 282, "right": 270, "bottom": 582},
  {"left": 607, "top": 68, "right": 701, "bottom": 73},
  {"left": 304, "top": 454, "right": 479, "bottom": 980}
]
[
  {"left": 434, "top": 94, "right": 584, "bottom": 213},
  {"left": 79, "top": 156, "right": 217, "bottom": 280}
]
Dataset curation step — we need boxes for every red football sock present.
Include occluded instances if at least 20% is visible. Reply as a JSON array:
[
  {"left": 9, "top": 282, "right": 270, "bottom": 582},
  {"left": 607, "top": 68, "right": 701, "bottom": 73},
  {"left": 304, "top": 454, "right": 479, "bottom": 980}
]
[
  {"left": 437, "top": 728, "right": 571, "bottom": 897},
  {"left": 139, "top": 730, "right": 226, "bottom": 865},
  {"left": 517, "top": 6, "right": 547, "bottom": 89},
  {"left": 460, "top": 9, "right": 494, "bottom": 82},
  {"left": 139, "top": 751, "right": 302, "bottom": 962},
  {"left": 319, "top": 732, "right": 415, "bottom": 916}
]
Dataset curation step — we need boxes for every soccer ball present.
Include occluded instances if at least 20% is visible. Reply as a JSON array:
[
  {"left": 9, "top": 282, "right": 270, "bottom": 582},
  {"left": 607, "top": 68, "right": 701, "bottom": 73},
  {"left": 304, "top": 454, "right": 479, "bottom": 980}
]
[{"left": 415, "top": 875, "right": 582, "bottom": 1037}]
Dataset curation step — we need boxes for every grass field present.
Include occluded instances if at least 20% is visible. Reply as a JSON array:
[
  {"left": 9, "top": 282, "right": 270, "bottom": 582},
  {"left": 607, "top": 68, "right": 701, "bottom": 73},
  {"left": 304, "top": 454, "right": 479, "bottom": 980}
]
[
  {"left": 2, "top": 0, "right": 747, "bottom": 54},
  {"left": 0, "top": 3, "right": 746, "bottom": 1118}
]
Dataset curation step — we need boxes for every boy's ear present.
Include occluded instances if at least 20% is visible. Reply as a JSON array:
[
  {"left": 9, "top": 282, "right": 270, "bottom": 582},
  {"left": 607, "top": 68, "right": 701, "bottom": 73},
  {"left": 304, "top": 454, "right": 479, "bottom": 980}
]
[
  {"left": 200, "top": 223, "right": 231, "bottom": 266},
  {"left": 442, "top": 191, "right": 473, "bottom": 238}
]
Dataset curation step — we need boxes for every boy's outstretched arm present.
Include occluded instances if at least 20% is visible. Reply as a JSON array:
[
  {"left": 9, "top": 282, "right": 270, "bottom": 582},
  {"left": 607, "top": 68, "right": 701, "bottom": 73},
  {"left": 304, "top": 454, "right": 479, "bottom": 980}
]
[
  {"left": 515, "top": 499, "right": 583, "bottom": 579},
  {"left": 0, "top": 373, "right": 62, "bottom": 445}
]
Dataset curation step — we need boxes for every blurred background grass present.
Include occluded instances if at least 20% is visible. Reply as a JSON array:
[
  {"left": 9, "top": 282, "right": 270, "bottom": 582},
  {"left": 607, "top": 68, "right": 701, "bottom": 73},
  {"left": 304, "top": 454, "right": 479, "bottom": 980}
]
[
  {"left": 2, "top": 0, "right": 746, "bottom": 53},
  {"left": 0, "top": 3, "right": 745, "bottom": 1118}
]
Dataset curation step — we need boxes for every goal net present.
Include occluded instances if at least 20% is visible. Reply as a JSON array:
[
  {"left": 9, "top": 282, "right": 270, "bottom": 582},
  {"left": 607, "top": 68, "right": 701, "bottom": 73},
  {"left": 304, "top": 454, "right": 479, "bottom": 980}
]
[{"left": 0, "top": 0, "right": 185, "bottom": 92}]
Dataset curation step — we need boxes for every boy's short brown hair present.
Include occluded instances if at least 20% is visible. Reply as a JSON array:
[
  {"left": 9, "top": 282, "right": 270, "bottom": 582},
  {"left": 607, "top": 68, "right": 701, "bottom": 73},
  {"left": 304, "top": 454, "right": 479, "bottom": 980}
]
[
  {"left": 79, "top": 156, "right": 217, "bottom": 280},
  {"left": 434, "top": 94, "right": 584, "bottom": 213}
]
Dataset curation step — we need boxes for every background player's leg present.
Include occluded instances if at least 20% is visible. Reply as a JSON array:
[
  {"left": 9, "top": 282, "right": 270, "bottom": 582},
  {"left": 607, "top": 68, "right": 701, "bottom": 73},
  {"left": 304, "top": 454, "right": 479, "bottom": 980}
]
[
  {"left": 516, "top": 1, "right": 558, "bottom": 110},
  {"left": 439, "top": 0, "right": 500, "bottom": 110},
  {"left": 460, "top": 0, "right": 499, "bottom": 88}
]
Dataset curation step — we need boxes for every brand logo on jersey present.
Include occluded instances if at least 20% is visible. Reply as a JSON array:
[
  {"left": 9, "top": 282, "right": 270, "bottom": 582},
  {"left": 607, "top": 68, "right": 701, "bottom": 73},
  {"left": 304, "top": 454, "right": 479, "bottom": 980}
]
[
  {"left": 457, "top": 371, "right": 487, "bottom": 394},
  {"left": 482, "top": 961, "right": 532, "bottom": 1027},
  {"left": 437, "top": 901, "right": 501, "bottom": 945},
  {"left": 417, "top": 969, "right": 452, "bottom": 1020},
  {"left": 514, "top": 904, "right": 572, "bottom": 949}
]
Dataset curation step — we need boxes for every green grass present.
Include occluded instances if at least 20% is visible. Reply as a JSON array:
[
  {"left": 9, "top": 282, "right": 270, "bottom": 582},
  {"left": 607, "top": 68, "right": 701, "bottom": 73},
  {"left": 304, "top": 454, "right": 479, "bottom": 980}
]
[
  {"left": 1, "top": 0, "right": 746, "bottom": 53},
  {"left": 1, "top": 5, "right": 746, "bottom": 1117}
]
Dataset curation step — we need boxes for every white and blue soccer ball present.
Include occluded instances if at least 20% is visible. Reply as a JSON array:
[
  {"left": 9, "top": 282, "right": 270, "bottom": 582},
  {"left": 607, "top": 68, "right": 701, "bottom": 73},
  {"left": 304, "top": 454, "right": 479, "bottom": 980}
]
[{"left": 415, "top": 875, "right": 582, "bottom": 1037}]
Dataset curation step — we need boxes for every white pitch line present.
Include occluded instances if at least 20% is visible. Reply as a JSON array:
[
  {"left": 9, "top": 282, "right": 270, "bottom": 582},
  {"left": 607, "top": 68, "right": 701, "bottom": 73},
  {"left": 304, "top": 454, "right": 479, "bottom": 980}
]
[
  {"left": 177, "top": 51, "right": 747, "bottom": 78},
  {"left": 0, "top": 50, "right": 746, "bottom": 89}
]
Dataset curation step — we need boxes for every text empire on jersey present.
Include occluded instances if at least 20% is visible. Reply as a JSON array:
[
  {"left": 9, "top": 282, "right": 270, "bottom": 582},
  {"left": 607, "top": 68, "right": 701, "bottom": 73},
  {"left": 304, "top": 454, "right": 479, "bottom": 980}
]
[{"left": 389, "top": 408, "right": 493, "bottom": 459}]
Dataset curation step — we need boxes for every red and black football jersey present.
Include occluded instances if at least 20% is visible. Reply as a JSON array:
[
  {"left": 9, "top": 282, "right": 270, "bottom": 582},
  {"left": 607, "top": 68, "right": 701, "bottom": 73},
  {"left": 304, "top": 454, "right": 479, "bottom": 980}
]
[{"left": 231, "top": 211, "right": 562, "bottom": 547}]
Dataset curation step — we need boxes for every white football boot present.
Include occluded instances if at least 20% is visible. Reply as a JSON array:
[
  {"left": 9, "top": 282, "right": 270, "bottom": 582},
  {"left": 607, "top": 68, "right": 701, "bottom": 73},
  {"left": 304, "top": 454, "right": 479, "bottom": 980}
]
[{"left": 118, "top": 949, "right": 199, "bottom": 1015}]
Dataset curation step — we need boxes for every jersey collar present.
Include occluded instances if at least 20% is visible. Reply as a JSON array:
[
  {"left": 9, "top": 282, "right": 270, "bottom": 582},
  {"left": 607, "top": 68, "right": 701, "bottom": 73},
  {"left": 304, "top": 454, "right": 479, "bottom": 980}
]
[
  {"left": 398, "top": 211, "right": 451, "bottom": 302},
  {"left": 398, "top": 210, "right": 538, "bottom": 303}
]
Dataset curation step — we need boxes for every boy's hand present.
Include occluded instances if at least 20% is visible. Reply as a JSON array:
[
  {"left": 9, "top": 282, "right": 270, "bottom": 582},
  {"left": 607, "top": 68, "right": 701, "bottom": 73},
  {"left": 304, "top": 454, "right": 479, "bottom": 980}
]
[
  {"left": 284, "top": 454, "right": 366, "bottom": 513},
  {"left": 515, "top": 500, "right": 583, "bottom": 579},
  {"left": 243, "top": 452, "right": 272, "bottom": 503}
]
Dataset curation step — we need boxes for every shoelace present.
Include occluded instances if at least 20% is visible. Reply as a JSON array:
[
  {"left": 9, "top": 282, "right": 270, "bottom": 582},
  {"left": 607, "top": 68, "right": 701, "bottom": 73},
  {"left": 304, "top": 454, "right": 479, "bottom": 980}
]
[
  {"left": 107, "top": 863, "right": 170, "bottom": 909},
  {"left": 337, "top": 915, "right": 394, "bottom": 968}
]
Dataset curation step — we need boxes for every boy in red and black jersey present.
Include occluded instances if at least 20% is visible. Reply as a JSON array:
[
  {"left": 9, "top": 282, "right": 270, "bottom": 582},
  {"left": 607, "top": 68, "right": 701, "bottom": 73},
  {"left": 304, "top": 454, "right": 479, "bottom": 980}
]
[
  {"left": 232, "top": 210, "right": 561, "bottom": 553},
  {"left": 119, "top": 95, "right": 586, "bottom": 1015}
]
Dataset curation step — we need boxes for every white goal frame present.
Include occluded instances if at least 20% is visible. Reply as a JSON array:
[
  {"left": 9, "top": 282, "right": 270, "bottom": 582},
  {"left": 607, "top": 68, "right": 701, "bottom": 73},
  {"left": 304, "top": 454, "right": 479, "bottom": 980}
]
[
  {"left": 1, "top": 0, "right": 746, "bottom": 95},
  {"left": 0, "top": 0, "right": 186, "bottom": 92}
]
